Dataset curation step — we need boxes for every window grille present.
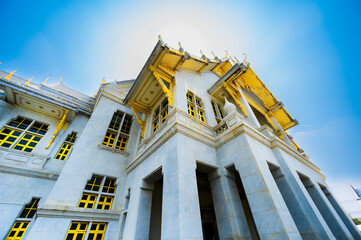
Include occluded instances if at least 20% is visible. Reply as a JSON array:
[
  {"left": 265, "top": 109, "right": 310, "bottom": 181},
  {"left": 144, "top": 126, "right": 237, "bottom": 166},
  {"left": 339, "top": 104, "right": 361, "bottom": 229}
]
[
  {"left": 55, "top": 132, "right": 77, "bottom": 160},
  {"left": 78, "top": 175, "right": 116, "bottom": 210},
  {"left": 0, "top": 116, "right": 48, "bottom": 152},
  {"left": 186, "top": 92, "right": 206, "bottom": 122},
  {"left": 102, "top": 111, "right": 132, "bottom": 151},
  {"left": 152, "top": 98, "right": 169, "bottom": 133},
  {"left": 5, "top": 198, "right": 40, "bottom": 240}
]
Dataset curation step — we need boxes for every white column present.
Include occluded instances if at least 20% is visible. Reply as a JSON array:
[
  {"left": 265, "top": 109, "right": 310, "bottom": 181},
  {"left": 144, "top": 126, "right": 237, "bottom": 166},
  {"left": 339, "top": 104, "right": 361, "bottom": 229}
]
[
  {"left": 161, "top": 136, "right": 203, "bottom": 239},
  {"left": 209, "top": 170, "right": 252, "bottom": 239},
  {"left": 273, "top": 148, "right": 335, "bottom": 239},
  {"left": 320, "top": 187, "right": 361, "bottom": 239},
  {"left": 302, "top": 178, "right": 353, "bottom": 239},
  {"left": 234, "top": 134, "right": 302, "bottom": 239}
]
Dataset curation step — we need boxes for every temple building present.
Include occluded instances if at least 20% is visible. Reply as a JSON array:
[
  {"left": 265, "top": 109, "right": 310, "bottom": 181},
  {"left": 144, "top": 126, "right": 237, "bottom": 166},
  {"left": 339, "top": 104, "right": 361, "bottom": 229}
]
[{"left": 0, "top": 38, "right": 360, "bottom": 240}]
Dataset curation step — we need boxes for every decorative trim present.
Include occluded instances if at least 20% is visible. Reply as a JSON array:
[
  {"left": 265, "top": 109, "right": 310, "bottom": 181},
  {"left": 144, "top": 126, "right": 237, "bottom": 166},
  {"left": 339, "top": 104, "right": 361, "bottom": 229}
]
[
  {"left": 126, "top": 109, "right": 324, "bottom": 178},
  {"left": 0, "top": 165, "right": 59, "bottom": 180},
  {"left": 97, "top": 144, "right": 129, "bottom": 156},
  {"left": 0, "top": 78, "right": 93, "bottom": 115},
  {"left": 37, "top": 206, "right": 121, "bottom": 221},
  {"left": 0, "top": 146, "right": 49, "bottom": 159}
]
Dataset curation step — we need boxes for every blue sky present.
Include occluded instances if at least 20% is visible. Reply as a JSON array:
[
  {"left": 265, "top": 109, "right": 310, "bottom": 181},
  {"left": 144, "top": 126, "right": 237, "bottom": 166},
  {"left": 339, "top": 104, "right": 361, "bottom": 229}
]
[{"left": 1, "top": 0, "right": 360, "bottom": 186}]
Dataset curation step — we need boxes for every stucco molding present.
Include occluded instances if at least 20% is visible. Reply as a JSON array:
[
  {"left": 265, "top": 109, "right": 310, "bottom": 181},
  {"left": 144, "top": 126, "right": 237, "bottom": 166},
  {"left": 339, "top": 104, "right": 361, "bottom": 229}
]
[
  {"left": 97, "top": 144, "right": 130, "bottom": 156},
  {"left": 0, "top": 165, "right": 59, "bottom": 180},
  {"left": 37, "top": 206, "right": 121, "bottom": 221}
]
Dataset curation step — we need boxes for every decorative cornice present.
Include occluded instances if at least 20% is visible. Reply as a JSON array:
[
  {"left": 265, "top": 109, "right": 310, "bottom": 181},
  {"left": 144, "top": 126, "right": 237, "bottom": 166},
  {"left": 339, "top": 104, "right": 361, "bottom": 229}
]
[
  {"left": 0, "top": 165, "right": 59, "bottom": 180},
  {"left": 37, "top": 206, "right": 121, "bottom": 221},
  {"left": 126, "top": 108, "right": 323, "bottom": 178}
]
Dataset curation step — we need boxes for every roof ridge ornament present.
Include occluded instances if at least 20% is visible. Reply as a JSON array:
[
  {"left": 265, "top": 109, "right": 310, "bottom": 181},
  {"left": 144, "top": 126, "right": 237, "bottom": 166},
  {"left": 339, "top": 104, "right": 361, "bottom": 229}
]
[
  {"left": 211, "top": 51, "right": 221, "bottom": 62},
  {"left": 242, "top": 53, "right": 249, "bottom": 65},
  {"left": 25, "top": 77, "right": 33, "bottom": 85},
  {"left": 42, "top": 75, "right": 51, "bottom": 85},
  {"left": 230, "top": 56, "right": 236, "bottom": 64},
  {"left": 158, "top": 35, "right": 164, "bottom": 44},
  {"left": 225, "top": 51, "right": 229, "bottom": 60},
  {"left": 234, "top": 56, "right": 241, "bottom": 64},
  {"left": 4, "top": 69, "right": 17, "bottom": 80},
  {"left": 178, "top": 42, "right": 184, "bottom": 53},
  {"left": 200, "top": 50, "right": 206, "bottom": 59}
]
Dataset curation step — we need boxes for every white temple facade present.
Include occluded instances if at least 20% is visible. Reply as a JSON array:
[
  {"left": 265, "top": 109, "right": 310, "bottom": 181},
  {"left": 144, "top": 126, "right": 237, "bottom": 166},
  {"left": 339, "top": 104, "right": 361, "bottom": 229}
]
[{"left": 0, "top": 39, "right": 360, "bottom": 240}]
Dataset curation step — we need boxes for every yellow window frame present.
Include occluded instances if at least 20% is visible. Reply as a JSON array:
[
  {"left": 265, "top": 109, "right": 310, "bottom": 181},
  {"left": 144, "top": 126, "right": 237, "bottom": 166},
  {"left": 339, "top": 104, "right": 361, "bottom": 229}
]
[
  {"left": 102, "top": 131, "right": 116, "bottom": 148},
  {"left": 78, "top": 193, "right": 97, "bottom": 209},
  {"left": 161, "top": 109, "right": 168, "bottom": 123},
  {"left": 120, "top": 115, "right": 132, "bottom": 134},
  {"left": 186, "top": 92, "right": 194, "bottom": 103},
  {"left": 102, "top": 178, "right": 116, "bottom": 194},
  {"left": 5, "top": 221, "right": 30, "bottom": 240},
  {"left": 198, "top": 109, "right": 205, "bottom": 122},
  {"left": 28, "top": 122, "right": 48, "bottom": 135},
  {"left": 18, "top": 198, "right": 39, "bottom": 219},
  {"left": 152, "top": 121, "right": 159, "bottom": 132},
  {"left": 152, "top": 98, "right": 169, "bottom": 133},
  {"left": 109, "top": 112, "right": 123, "bottom": 131},
  {"left": 55, "top": 142, "right": 73, "bottom": 160},
  {"left": 187, "top": 92, "right": 206, "bottom": 122},
  {"left": 65, "top": 132, "right": 77, "bottom": 143},
  {"left": 7, "top": 117, "right": 32, "bottom": 130},
  {"left": 87, "top": 223, "right": 107, "bottom": 240},
  {"left": 97, "top": 195, "right": 114, "bottom": 210},
  {"left": 12, "top": 133, "right": 42, "bottom": 153},
  {"left": 187, "top": 103, "right": 195, "bottom": 117},
  {"left": 115, "top": 136, "right": 128, "bottom": 151},
  {"left": 85, "top": 176, "right": 103, "bottom": 192},
  {"left": 0, "top": 127, "right": 22, "bottom": 148},
  {"left": 65, "top": 222, "right": 89, "bottom": 240}
]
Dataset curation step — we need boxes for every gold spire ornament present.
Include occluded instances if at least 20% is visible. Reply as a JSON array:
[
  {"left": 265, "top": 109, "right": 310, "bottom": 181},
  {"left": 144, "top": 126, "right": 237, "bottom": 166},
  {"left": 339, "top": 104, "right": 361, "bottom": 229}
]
[
  {"left": 25, "top": 77, "right": 33, "bottom": 85},
  {"left": 4, "top": 70, "right": 17, "bottom": 80},
  {"left": 242, "top": 53, "right": 248, "bottom": 64},
  {"left": 234, "top": 56, "right": 241, "bottom": 64},
  {"left": 42, "top": 76, "right": 50, "bottom": 85}
]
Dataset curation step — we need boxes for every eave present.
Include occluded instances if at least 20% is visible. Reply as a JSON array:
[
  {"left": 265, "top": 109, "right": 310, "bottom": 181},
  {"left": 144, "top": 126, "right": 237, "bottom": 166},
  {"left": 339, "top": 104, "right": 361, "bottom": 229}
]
[
  {"left": 0, "top": 77, "right": 93, "bottom": 118},
  {"left": 207, "top": 64, "right": 298, "bottom": 131}
]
